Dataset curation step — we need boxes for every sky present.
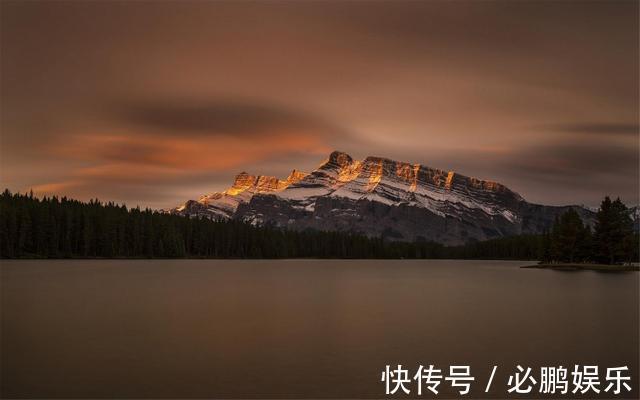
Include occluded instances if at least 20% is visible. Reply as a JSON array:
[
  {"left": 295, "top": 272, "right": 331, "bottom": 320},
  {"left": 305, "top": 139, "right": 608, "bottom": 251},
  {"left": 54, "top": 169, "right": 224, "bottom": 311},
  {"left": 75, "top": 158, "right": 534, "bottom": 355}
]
[{"left": 1, "top": 0, "right": 638, "bottom": 209}]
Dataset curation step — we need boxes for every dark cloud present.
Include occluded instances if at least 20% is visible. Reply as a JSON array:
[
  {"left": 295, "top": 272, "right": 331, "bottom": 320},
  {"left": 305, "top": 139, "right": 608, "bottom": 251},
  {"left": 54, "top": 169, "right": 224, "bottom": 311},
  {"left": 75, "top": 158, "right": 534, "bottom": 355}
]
[
  {"left": 538, "top": 123, "right": 639, "bottom": 136},
  {"left": 494, "top": 139, "right": 639, "bottom": 205},
  {"left": 113, "top": 99, "right": 346, "bottom": 136},
  {"left": 511, "top": 142, "right": 637, "bottom": 178}
]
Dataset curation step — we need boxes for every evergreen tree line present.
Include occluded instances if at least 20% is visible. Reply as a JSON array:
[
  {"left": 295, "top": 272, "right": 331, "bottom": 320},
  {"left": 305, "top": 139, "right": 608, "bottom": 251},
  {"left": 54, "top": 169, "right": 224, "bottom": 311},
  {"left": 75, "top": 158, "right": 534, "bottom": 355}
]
[
  {"left": 540, "top": 197, "right": 638, "bottom": 265},
  {"left": 1, "top": 190, "right": 637, "bottom": 262},
  {"left": 0, "top": 190, "right": 443, "bottom": 259},
  {"left": 445, "top": 234, "right": 546, "bottom": 260}
]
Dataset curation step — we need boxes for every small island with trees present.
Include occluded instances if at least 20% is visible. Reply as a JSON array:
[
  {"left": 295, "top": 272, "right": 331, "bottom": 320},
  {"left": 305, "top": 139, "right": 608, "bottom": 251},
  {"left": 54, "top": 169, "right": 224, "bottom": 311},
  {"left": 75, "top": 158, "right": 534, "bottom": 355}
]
[{"left": 526, "top": 196, "right": 639, "bottom": 271}]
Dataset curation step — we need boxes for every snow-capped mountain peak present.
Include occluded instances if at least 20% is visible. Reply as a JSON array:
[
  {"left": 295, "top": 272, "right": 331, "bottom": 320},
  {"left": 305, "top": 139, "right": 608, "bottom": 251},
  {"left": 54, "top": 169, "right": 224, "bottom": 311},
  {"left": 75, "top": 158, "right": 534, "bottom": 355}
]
[{"left": 172, "top": 150, "right": 593, "bottom": 244}]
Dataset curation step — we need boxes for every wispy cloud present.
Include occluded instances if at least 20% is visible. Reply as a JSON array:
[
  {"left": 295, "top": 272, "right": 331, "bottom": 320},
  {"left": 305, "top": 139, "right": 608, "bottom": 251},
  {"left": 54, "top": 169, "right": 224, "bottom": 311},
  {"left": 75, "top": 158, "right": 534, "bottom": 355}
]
[{"left": 536, "top": 122, "right": 639, "bottom": 136}]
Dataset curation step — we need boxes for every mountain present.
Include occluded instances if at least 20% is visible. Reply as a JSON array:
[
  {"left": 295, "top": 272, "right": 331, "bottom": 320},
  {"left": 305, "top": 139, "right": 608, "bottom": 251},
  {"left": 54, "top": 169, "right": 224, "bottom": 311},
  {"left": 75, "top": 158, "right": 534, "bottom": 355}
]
[
  {"left": 173, "top": 169, "right": 307, "bottom": 220},
  {"left": 172, "top": 150, "right": 596, "bottom": 245}
]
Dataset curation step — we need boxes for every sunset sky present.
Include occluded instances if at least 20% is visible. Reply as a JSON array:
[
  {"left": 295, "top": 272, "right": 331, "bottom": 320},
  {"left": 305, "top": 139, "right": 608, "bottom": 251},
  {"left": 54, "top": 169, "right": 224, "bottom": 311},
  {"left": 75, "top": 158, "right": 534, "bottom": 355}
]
[{"left": 1, "top": 0, "right": 638, "bottom": 209}]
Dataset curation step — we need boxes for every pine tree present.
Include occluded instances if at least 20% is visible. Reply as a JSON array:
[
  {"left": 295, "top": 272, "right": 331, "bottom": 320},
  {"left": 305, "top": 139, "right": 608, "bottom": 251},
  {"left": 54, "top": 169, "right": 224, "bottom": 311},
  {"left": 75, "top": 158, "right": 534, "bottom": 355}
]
[
  {"left": 594, "top": 197, "right": 634, "bottom": 264},
  {"left": 555, "top": 209, "right": 584, "bottom": 263}
]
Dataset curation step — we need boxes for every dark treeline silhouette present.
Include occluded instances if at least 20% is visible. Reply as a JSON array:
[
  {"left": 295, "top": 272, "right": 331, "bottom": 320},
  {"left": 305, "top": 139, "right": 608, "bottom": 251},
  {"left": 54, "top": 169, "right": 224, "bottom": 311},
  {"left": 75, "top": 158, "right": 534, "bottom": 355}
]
[
  {"left": 540, "top": 196, "right": 638, "bottom": 265},
  {"left": 0, "top": 190, "right": 443, "bottom": 259},
  {"left": 445, "top": 234, "right": 545, "bottom": 260},
  {"left": 1, "top": 190, "right": 637, "bottom": 262}
]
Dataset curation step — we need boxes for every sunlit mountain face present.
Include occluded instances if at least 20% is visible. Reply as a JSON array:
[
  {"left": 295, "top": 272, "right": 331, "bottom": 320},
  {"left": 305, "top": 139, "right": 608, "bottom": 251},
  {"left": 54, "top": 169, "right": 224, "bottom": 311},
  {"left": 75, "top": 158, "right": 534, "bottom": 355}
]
[
  {"left": 172, "top": 151, "right": 599, "bottom": 245},
  {"left": 174, "top": 170, "right": 309, "bottom": 220}
]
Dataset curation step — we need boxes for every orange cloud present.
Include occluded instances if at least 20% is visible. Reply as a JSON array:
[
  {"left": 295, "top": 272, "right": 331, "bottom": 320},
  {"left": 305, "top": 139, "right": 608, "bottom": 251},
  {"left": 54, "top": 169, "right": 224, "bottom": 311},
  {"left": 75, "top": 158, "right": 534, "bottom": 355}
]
[
  {"left": 31, "top": 180, "right": 82, "bottom": 196},
  {"left": 36, "top": 130, "right": 332, "bottom": 199},
  {"left": 54, "top": 130, "right": 329, "bottom": 170}
]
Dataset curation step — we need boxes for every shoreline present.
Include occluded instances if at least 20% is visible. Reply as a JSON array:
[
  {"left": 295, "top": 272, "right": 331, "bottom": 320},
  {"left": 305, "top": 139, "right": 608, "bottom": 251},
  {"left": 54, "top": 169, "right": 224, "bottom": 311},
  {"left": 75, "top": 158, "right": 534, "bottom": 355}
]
[{"left": 522, "top": 263, "right": 639, "bottom": 272}]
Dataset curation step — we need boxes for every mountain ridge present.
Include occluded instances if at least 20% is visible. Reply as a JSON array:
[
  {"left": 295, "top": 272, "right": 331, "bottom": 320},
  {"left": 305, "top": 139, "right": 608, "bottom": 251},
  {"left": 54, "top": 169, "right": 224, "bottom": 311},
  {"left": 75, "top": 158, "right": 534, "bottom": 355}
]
[{"left": 172, "top": 150, "right": 596, "bottom": 245}]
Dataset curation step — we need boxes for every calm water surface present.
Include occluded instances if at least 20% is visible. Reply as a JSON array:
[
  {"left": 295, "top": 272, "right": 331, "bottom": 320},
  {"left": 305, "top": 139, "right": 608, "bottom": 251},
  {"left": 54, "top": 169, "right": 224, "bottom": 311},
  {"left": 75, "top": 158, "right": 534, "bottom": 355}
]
[{"left": 1, "top": 260, "right": 638, "bottom": 398}]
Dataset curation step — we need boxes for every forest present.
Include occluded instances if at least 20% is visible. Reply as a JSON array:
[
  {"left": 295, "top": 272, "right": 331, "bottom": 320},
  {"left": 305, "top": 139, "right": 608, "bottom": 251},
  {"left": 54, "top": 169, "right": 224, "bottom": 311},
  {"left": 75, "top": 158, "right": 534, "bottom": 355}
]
[{"left": 0, "top": 190, "right": 637, "bottom": 263}]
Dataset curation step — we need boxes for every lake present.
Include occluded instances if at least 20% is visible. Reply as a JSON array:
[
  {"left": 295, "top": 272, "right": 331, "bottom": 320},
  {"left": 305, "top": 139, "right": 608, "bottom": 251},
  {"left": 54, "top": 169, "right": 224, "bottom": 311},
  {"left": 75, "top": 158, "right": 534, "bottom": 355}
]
[{"left": 1, "top": 260, "right": 638, "bottom": 398}]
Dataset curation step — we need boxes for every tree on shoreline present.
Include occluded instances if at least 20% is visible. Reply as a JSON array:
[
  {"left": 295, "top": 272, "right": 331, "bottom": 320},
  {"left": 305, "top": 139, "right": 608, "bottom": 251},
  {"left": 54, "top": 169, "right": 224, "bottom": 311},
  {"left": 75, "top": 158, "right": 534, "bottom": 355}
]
[
  {"left": 593, "top": 197, "right": 636, "bottom": 264},
  {"left": 543, "top": 209, "right": 592, "bottom": 263}
]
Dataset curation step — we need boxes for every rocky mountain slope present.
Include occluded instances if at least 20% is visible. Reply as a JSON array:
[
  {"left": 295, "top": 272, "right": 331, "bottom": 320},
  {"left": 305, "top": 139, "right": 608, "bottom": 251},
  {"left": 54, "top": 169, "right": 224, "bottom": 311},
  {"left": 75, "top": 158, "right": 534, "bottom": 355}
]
[{"left": 172, "top": 151, "right": 597, "bottom": 245}]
